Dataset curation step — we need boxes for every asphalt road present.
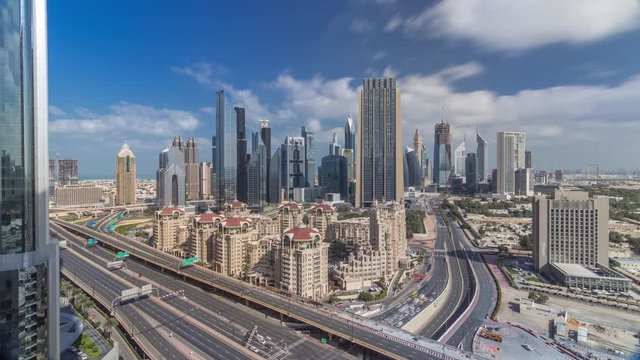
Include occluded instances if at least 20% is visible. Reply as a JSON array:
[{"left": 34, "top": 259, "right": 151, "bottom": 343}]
[
  {"left": 53, "top": 223, "right": 350, "bottom": 360},
  {"left": 60, "top": 245, "right": 252, "bottom": 359},
  {"left": 53, "top": 218, "right": 456, "bottom": 359}
]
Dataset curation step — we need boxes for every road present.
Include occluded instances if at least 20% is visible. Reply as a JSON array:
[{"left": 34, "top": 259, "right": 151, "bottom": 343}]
[
  {"left": 53, "top": 216, "right": 468, "bottom": 360},
  {"left": 53, "top": 222, "right": 351, "bottom": 360}
]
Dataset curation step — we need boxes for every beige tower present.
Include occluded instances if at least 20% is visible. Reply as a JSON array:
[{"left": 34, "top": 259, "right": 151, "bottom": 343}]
[{"left": 116, "top": 143, "right": 136, "bottom": 205}]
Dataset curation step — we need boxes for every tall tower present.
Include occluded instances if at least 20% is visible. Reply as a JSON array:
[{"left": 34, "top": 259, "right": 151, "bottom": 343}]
[
  {"left": 356, "top": 77, "right": 403, "bottom": 207},
  {"left": 329, "top": 132, "right": 341, "bottom": 156},
  {"left": 433, "top": 120, "right": 452, "bottom": 187},
  {"left": 476, "top": 131, "right": 488, "bottom": 182},
  {"left": 184, "top": 137, "right": 200, "bottom": 201},
  {"left": 260, "top": 120, "right": 272, "bottom": 202},
  {"left": 236, "top": 107, "right": 248, "bottom": 202},
  {"left": 497, "top": 131, "right": 525, "bottom": 194},
  {"left": 454, "top": 138, "right": 466, "bottom": 177},
  {"left": 215, "top": 90, "right": 238, "bottom": 203},
  {"left": 413, "top": 129, "right": 425, "bottom": 178},
  {"left": 301, "top": 126, "right": 315, "bottom": 187},
  {"left": 116, "top": 143, "right": 137, "bottom": 205},
  {"left": 156, "top": 144, "right": 186, "bottom": 207},
  {"left": 281, "top": 136, "right": 306, "bottom": 200},
  {"left": 344, "top": 114, "right": 356, "bottom": 150},
  {"left": 0, "top": 0, "right": 60, "bottom": 356}
]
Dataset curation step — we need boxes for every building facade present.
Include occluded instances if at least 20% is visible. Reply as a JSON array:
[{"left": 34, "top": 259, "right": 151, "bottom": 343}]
[
  {"left": 280, "top": 136, "right": 306, "bottom": 201},
  {"left": 247, "top": 140, "right": 267, "bottom": 211},
  {"left": 496, "top": 131, "right": 525, "bottom": 194},
  {"left": 476, "top": 131, "right": 488, "bottom": 182},
  {"left": 116, "top": 143, "right": 136, "bottom": 205},
  {"left": 433, "top": 121, "right": 452, "bottom": 187},
  {"left": 356, "top": 77, "right": 403, "bottom": 207},
  {"left": 465, "top": 153, "right": 477, "bottom": 193},
  {"left": 153, "top": 207, "right": 189, "bottom": 254},
  {"left": 156, "top": 145, "right": 186, "bottom": 207},
  {"left": 319, "top": 154, "right": 348, "bottom": 200},
  {"left": 182, "top": 136, "right": 200, "bottom": 201},
  {"left": 279, "top": 225, "right": 329, "bottom": 299},
  {"left": 57, "top": 159, "right": 78, "bottom": 186},
  {"left": 235, "top": 107, "right": 248, "bottom": 203},
  {"left": 0, "top": 1, "right": 60, "bottom": 356},
  {"left": 404, "top": 147, "right": 421, "bottom": 188},
  {"left": 199, "top": 161, "right": 212, "bottom": 200},
  {"left": 260, "top": 120, "right": 272, "bottom": 202},
  {"left": 454, "top": 139, "right": 466, "bottom": 177},
  {"left": 215, "top": 90, "right": 239, "bottom": 203},
  {"left": 55, "top": 185, "right": 103, "bottom": 207},
  {"left": 515, "top": 168, "right": 533, "bottom": 196},
  {"left": 301, "top": 126, "right": 315, "bottom": 187}
]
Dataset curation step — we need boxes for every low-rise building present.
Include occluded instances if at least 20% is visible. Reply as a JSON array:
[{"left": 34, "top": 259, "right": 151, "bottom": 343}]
[
  {"left": 332, "top": 250, "right": 386, "bottom": 291},
  {"left": 548, "top": 263, "right": 630, "bottom": 292},
  {"left": 54, "top": 185, "right": 103, "bottom": 207},
  {"left": 610, "top": 257, "right": 640, "bottom": 272}
]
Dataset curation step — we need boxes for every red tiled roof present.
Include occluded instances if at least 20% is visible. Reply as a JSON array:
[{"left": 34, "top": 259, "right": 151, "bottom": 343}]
[
  {"left": 310, "top": 203, "right": 334, "bottom": 212},
  {"left": 197, "top": 211, "right": 222, "bottom": 223},
  {"left": 278, "top": 202, "right": 301, "bottom": 211},
  {"left": 159, "top": 207, "right": 184, "bottom": 216},
  {"left": 223, "top": 217, "right": 252, "bottom": 228},
  {"left": 225, "top": 200, "right": 245, "bottom": 209},
  {"left": 283, "top": 225, "right": 319, "bottom": 241}
]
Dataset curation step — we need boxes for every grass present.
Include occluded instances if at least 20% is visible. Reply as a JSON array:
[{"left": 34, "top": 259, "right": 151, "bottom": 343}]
[
  {"left": 75, "top": 333, "right": 101, "bottom": 358},
  {"left": 525, "top": 276, "right": 541, "bottom": 283},
  {"left": 116, "top": 223, "right": 138, "bottom": 235}
]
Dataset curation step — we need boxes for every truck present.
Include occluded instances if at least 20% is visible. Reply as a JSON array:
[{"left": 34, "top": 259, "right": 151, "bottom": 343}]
[
  {"left": 479, "top": 330, "right": 503, "bottom": 342},
  {"left": 107, "top": 260, "right": 124, "bottom": 270}
]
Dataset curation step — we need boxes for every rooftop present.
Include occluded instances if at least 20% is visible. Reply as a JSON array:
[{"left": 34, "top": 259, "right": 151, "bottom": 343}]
[
  {"left": 310, "top": 203, "right": 335, "bottom": 212},
  {"left": 158, "top": 207, "right": 184, "bottom": 216},
  {"left": 225, "top": 200, "right": 246, "bottom": 209},
  {"left": 283, "top": 224, "right": 319, "bottom": 241},
  {"left": 278, "top": 201, "right": 301, "bottom": 211},
  {"left": 551, "top": 262, "right": 627, "bottom": 280}
]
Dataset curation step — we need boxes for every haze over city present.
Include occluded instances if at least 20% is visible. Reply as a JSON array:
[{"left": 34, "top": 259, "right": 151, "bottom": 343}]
[{"left": 47, "top": 0, "right": 640, "bottom": 177}]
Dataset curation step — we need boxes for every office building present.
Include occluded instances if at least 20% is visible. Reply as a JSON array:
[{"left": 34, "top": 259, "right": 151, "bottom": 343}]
[
  {"left": 48, "top": 159, "right": 55, "bottom": 195},
  {"left": 405, "top": 147, "right": 421, "bottom": 188},
  {"left": 454, "top": 138, "right": 466, "bottom": 177},
  {"left": 236, "top": 107, "right": 248, "bottom": 202},
  {"left": 413, "top": 129, "right": 426, "bottom": 183},
  {"left": 356, "top": 77, "right": 403, "bottom": 207},
  {"left": 116, "top": 142, "right": 136, "bottom": 205},
  {"left": 515, "top": 168, "right": 533, "bottom": 196},
  {"left": 0, "top": 0, "right": 60, "bottom": 356},
  {"left": 199, "top": 162, "right": 212, "bottom": 200},
  {"left": 329, "top": 132, "right": 342, "bottom": 156},
  {"left": 247, "top": 139, "right": 268, "bottom": 211},
  {"left": 533, "top": 190, "right": 629, "bottom": 292},
  {"left": 178, "top": 136, "right": 200, "bottom": 201},
  {"left": 156, "top": 144, "right": 186, "bottom": 207},
  {"left": 269, "top": 147, "right": 282, "bottom": 203},
  {"left": 476, "top": 131, "right": 488, "bottom": 182},
  {"left": 214, "top": 90, "right": 238, "bottom": 203},
  {"left": 280, "top": 136, "right": 306, "bottom": 201},
  {"left": 211, "top": 135, "right": 217, "bottom": 197},
  {"left": 496, "top": 131, "right": 525, "bottom": 194},
  {"left": 55, "top": 185, "right": 103, "bottom": 207},
  {"left": 345, "top": 114, "right": 355, "bottom": 150},
  {"left": 319, "top": 154, "right": 348, "bottom": 199},
  {"left": 433, "top": 120, "right": 452, "bottom": 187},
  {"left": 260, "top": 120, "right": 272, "bottom": 202},
  {"left": 58, "top": 159, "right": 78, "bottom": 186},
  {"left": 525, "top": 150, "right": 532, "bottom": 169},
  {"left": 301, "top": 126, "right": 315, "bottom": 187},
  {"left": 465, "top": 153, "right": 477, "bottom": 193}
]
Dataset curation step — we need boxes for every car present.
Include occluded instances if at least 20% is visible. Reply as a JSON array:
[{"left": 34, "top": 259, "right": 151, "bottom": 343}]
[
  {"left": 266, "top": 344, "right": 274, "bottom": 350},
  {"left": 257, "top": 338, "right": 266, "bottom": 345},
  {"left": 249, "top": 346, "right": 259, "bottom": 353},
  {"left": 69, "top": 346, "right": 80, "bottom": 354},
  {"left": 522, "top": 344, "right": 533, "bottom": 351},
  {"left": 78, "top": 353, "right": 88, "bottom": 360}
]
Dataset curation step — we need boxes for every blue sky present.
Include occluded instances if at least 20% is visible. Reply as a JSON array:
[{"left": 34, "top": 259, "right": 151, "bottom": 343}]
[{"left": 48, "top": 0, "right": 640, "bottom": 178}]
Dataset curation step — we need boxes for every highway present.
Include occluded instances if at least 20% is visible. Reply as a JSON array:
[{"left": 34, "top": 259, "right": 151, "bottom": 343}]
[
  {"left": 53, "top": 216, "right": 467, "bottom": 359},
  {"left": 59, "top": 242, "right": 252, "bottom": 359},
  {"left": 52, "top": 223, "right": 352, "bottom": 360}
]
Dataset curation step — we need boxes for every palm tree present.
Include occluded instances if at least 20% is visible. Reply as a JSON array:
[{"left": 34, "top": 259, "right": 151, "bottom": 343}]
[{"left": 103, "top": 317, "right": 118, "bottom": 341}]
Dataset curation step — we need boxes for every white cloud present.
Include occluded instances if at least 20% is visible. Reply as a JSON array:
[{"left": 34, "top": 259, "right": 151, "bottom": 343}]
[
  {"left": 349, "top": 18, "right": 374, "bottom": 33},
  {"left": 199, "top": 106, "right": 215, "bottom": 115},
  {"left": 395, "top": 0, "right": 640, "bottom": 51},
  {"left": 372, "top": 51, "right": 387, "bottom": 61},
  {"left": 49, "top": 102, "right": 200, "bottom": 137},
  {"left": 384, "top": 15, "right": 402, "bottom": 32},
  {"left": 49, "top": 105, "right": 66, "bottom": 116}
]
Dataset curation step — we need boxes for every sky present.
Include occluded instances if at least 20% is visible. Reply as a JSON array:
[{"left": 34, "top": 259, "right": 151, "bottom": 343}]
[{"left": 48, "top": 0, "right": 640, "bottom": 178}]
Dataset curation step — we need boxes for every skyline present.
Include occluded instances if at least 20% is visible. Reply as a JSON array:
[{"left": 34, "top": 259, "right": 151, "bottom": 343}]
[{"left": 48, "top": 0, "right": 640, "bottom": 177}]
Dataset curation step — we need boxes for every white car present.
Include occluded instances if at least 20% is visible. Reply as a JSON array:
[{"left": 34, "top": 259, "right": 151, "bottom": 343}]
[
  {"left": 522, "top": 344, "right": 533, "bottom": 351},
  {"left": 249, "top": 346, "right": 259, "bottom": 353}
]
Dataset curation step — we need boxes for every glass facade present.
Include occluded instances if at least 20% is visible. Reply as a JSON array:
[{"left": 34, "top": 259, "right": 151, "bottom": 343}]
[
  {"left": 433, "top": 122, "right": 452, "bottom": 186},
  {"left": 215, "top": 91, "right": 237, "bottom": 203}
]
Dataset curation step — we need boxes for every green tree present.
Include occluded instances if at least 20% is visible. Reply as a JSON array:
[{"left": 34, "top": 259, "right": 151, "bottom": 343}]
[
  {"left": 357, "top": 292, "right": 374, "bottom": 302},
  {"left": 519, "top": 234, "right": 532, "bottom": 250},
  {"left": 103, "top": 317, "right": 118, "bottom": 341}
]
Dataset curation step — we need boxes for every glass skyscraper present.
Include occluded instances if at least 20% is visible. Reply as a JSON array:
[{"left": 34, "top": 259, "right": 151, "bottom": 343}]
[
  {"left": 215, "top": 90, "right": 238, "bottom": 203},
  {"left": 433, "top": 120, "right": 452, "bottom": 187},
  {"left": 356, "top": 77, "right": 403, "bottom": 207},
  {"left": 301, "top": 126, "right": 315, "bottom": 187},
  {"left": 497, "top": 131, "right": 525, "bottom": 194},
  {"left": 0, "top": 0, "right": 60, "bottom": 357},
  {"left": 476, "top": 131, "right": 488, "bottom": 182}
]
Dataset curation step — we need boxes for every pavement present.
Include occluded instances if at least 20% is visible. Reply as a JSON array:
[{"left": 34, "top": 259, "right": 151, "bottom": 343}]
[{"left": 53, "top": 213, "right": 476, "bottom": 360}]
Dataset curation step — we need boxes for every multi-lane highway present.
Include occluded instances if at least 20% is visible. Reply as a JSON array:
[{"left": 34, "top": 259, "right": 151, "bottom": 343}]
[
  {"left": 53, "top": 218, "right": 469, "bottom": 360},
  {"left": 53, "top": 222, "right": 351, "bottom": 360}
]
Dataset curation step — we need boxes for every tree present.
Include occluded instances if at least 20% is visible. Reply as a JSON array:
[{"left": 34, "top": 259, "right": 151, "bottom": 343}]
[
  {"left": 498, "top": 245, "right": 509, "bottom": 253},
  {"left": 327, "top": 294, "right": 338, "bottom": 304},
  {"left": 357, "top": 292, "right": 373, "bottom": 302},
  {"left": 519, "top": 234, "right": 532, "bottom": 250},
  {"left": 528, "top": 291, "right": 549, "bottom": 304},
  {"left": 103, "top": 317, "right": 118, "bottom": 341},
  {"left": 609, "top": 231, "right": 624, "bottom": 243}
]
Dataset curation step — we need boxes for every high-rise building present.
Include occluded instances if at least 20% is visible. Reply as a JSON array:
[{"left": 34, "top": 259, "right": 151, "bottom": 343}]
[
  {"left": 413, "top": 129, "right": 426, "bottom": 182},
  {"left": 0, "top": 0, "right": 60, "bottom": 356},
  {"left": 454, "top": 138, "right": 466, "bottom": 177},
  {"left": 236, "top": 107, "right": 248, "bottom": 202},
  {"left": 247, "top": 139, "right": 267, "bottom": 211},
  {"left": 533, "top": 190, "right": 609, "bottom": 274},
  {"left": 329, "top": 132, "right": 341, "bottom": 156},
  {"left": 465, "top": 153, "right": 477, "bottom": 193},
  {"left": 184, "top": 137, "right": 200, "bottom": 201},
  {"left": 199, "top": 162, "right": 212, "bottom": 200},
  {"left": 58, "top": 159, "right": 78, "bottom": 186},
  {"left": 260, "top": 120, "right": 272, "bottom": 202},
  {"left": 211, "top": 135, "right": 217, "bottom": 197},
  {"left": 496, "top": 131, "right": 525, "bottom": 194},
  {"left": 279, "top": 225, "right": 329, "bottom": 299},
  {"left": 433, "top": 120, "right": 452, "bottom": 187},
  {"left": 48, "top": 159, "right": 55, "bottom": 195},
  {"left": 214, "top": 90, "right": 238, "bottom": 203},
  {"left": 344, "top": 114, "right": 355, "bottom": 150},
  {"left": 269, "top": 147, "right": 282, "bottom": 203},
  {"left": 319, "top": 154, "right": 348, "bottom": 199},
  {"left": 156, "top": 144, "right": 186, "bottom": 207},
  {"left": 280, "top": 136, "right": 306, "bottom": 200},
  {"left": 515, "top": 168, "right": 533, "bottom": 196},
  {"left": 525, "top": 150, "right": 532, "bottom": 169},
  {"left": 356, "top": 77, "right": 403, "bottom": 207},
  {"left": 301, "top": 126, "right": 315, "bottom": 187},
  {"left": 476, "top": 131, "right": 488, "bottom": 182},
  {"left": 404, "top": 147, "right": 421, "bottom": 188},
  {"left": 116, "top": 143, "right": 136, "bottom": 205},
  {"left": 340, "top": 148, "right": 355, "bottom": 182}
]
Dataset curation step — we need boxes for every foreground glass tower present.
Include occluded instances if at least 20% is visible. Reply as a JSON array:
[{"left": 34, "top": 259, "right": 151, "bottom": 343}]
[{"left": 0, "top": 0, "right": 60, "bottom": 358}]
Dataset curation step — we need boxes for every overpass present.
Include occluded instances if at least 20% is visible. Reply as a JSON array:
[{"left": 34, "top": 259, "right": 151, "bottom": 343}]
[{"left": 53, "top": 219, "right": 472, "bottom": 360}]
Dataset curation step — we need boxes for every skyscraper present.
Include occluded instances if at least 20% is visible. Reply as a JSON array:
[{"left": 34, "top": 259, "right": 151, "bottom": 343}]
[
  {"left": 260, "top": 120, "right": 272, "bottom": 202},
  {"left": 476, "top": 131, "right": 488, "bottom": 182},
  {"left": 344, "top": 114, "right": 355, "bottom": 150},
  {"left": 235, "top": 107, "right": 248, "bottom": 203},
  {"left": 496, "top": 131, "right": 525, "bottom": 194},
  {"left": 413, "top": 129, "right": 426, "bottom": 182},
  {"left": 156, "top": 145, "right": 186, "bottom": 207},
  {"left": 454, "top": 138, "right": 466, "bottom": 177},
  {"left": 356, "top": 77, "right": 403, "bottom": 207},
  {"left": 329, "top": 132, "right": 341, "bottom": 156},
  {"left": 465, "top": 153, "right": 477, "bottom": 193},
  {"left": 0, "top": 0, "right": 60, "bottom": 356},
  {"left": 215, "top": 90, "right": 238, "bottom": 203},
  {"left": 405, "top": 147, "right": 421, "bottom": 188},
  {"left": 58, "top": 159, "right": 78, "bottom": 186},
  {"left": 199, "top": 161, "right": 212, "bottom": 200},
  {"left": 247, "top": 139, "right": 267, "bottom": 211},
  {"left": 280, "top": 136, "right": 306, "bottom": 200},
  {"left": 525, "top": 150, "right": 532, "bottom": 169},
  {"left": 301, "top": 126, "right": 315, "bottom": 187},
  {"left": 269, "top": 147, "right": 282, "bottom": 203},
  {"left": 433, "top": 120, "right": 452, "bottom": 187},
  {"left": 319, "top": 154, "right": 348, "bottom": 199},
  {"left": 116, "top": 143, "right": 136, "bottom": 205},
  {"left": 515, "top": 168, "right": 533, "bottom": 196},
  {"left": 182, "top": 136, "right": 200, "bottom": 201}
]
